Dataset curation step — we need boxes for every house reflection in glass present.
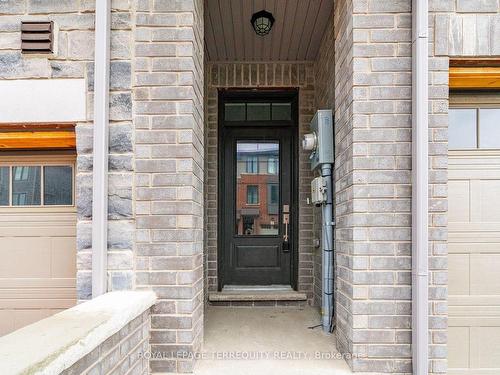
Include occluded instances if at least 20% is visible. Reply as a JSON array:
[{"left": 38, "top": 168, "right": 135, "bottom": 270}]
[{"left": 235, "top": 142, "right": 279, "bottom": 236}]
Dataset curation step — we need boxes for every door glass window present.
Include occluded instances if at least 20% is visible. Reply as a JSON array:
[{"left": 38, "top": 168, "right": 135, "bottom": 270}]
[
  {"left": 44, "top": 166, "right": 73, "bottom": 205},
  {"left": 225, "top": 103, "right": 246, "bottom": 121},
  {"left": 12, "top": 166, "right": 41, "bottom": 206},
  {"left": 236, "top": 142, "right": 279, "bottom": 236},
  {"left": 247, "top": 103, "right": 271, "bottom": 121},
  {"left": 224, "top": 101, "right": 293, "bottom": 122},
  {"left": 272, "top": 103, "right": 292, "bottom": 121}
]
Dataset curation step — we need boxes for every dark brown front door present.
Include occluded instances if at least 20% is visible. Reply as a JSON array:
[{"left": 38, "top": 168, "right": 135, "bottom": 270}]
[{"left": 219, "top": 91, "right": 297, "bottom": 287}]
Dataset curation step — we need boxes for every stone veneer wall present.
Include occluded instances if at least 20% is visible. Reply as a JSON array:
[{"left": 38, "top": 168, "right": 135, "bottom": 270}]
[
  {"left": 434, "top": 0, "right": 500, "bottom": 56},
  {"left": 0, "top": 0, "right": 135, "bottom": 301},
  {"left": 132, "top": 0, "right": 205, "bottom": 373},
  {"left": 61, "top": 309, "right": 151, "bottom": 375},
  {"left": 204, "top": 62, "right": 317, "bottom": 304},
  {"left": 78, "top": 0, "right": 135, "bottom": 299},
  {"left": 331, "top": 0, "right": 450, "bottom": 373}
]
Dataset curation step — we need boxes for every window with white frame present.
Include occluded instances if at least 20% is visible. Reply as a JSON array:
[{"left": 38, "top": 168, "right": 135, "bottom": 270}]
[
  {"left": 449, "top": 107, "right": 500, "bottom": 149},
  {"left": 0, "top": 164, "right": 74, "bottom": 207}
]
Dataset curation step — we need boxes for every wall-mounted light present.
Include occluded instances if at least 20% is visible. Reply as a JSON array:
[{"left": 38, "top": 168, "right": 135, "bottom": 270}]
[{"left": 251, "top": 10, "right": 275, "bottom": 36}]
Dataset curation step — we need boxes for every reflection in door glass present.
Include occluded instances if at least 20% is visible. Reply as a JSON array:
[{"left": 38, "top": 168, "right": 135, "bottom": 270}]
[{"left": 236, "top": 142, "right": 279, "bottom": 236}]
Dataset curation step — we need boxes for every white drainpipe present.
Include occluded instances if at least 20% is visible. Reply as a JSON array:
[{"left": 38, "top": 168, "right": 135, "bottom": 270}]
[
  {"left": 92, "top": 0, "right": 111, "bottom": 298},
  {"left": 411, "top": 0, "right": 429, "bottom": 373}
]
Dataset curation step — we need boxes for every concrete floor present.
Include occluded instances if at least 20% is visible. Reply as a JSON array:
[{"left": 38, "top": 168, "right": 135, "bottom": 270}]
[{"left": 193, "top": 306, "right": 353, "bottom": 375}]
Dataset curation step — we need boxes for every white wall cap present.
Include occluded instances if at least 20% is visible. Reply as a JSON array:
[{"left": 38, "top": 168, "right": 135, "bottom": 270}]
[{"left": 0, "top": 291, "right": 156, "bottom": 375}]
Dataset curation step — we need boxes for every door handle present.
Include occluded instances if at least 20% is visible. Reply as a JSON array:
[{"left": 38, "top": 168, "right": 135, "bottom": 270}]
[
  {"left": 283, "top": 213, "right": 289, "bottom": 242},
  {"left": 282, "top": 204, "right": 290, "bottom": 252}
]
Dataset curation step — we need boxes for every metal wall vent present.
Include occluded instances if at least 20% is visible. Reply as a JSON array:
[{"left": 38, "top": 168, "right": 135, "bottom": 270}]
[{"left": 21, "top": 21, "right": 54, "bottom": 54}]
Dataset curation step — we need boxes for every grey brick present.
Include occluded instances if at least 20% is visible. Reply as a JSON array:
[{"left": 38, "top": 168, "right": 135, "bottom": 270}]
[
  {"left": 457, "top": 0, "right": 499, "bottom": 12},
  {"left": 28, "top": 0, "right": 79, "bottom": 13}
]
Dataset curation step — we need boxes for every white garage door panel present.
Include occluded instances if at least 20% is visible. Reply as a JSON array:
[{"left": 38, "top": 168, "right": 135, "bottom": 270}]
[
  {"left": 0, "top": 238, "right": 51, "bottom": 278},
  {"left": 448, "top": 180, "right": 470, "bottom": 222},
  {"left": 448, "top": 254, "right": 469, "bottom": 295},
  {"left": 449, "top": 150, "right": 500, "bottom": 374},
  {"left": 0, "top": 209, "right": 77, "bottom": 336},
  {"left": 448, "top": 326, "right": 469, "bottom": 369},
  {"left": 470, "top": 254, "right": 500, "bottom": 295}
]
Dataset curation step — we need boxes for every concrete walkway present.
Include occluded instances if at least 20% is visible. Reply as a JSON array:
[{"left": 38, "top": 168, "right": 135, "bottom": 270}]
[{"left": 194, "top": 306, "right": 353, "bottom": 375}]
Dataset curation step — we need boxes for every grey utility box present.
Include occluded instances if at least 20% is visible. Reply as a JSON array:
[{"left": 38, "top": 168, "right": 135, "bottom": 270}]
[{"left": 302, "top": 109, "right": 334, "bottom": 171}]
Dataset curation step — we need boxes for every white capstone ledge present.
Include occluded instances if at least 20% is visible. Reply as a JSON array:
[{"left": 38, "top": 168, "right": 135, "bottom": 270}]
[{"left": 0, "top": 291, "right": 157, "bottom": 375}]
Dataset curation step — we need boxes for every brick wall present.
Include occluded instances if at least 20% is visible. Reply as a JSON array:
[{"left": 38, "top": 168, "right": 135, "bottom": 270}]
[
  {"left": 347, "top": 2, "right": 416, "bottom": 371},
  {"left": 314, "top": 10, "right": 336, "bottom": 310},
  {"left": 331, "top": 0, "right": 356, "bottom": 366},
  {"left": 204, "top": 62, "right": 317, "bottom": 304},
  {"left": 330, "top": 0, "right": 451, "bottom": 373},
  {"left": 132, "top": 0, "right": 205, "bottom": 372},
  {"left": 61, "top": 310, "right": 151, "bottom": 375}
]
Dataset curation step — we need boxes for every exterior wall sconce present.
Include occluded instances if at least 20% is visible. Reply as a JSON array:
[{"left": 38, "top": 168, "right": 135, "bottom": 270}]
[{"left": 251, "top": 10, "right": 275, "bottom": 36}]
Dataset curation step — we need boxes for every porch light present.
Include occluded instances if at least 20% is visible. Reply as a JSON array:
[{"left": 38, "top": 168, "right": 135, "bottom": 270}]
[{"left": 251, "top": 10, "right": 275, "bottom": 36}]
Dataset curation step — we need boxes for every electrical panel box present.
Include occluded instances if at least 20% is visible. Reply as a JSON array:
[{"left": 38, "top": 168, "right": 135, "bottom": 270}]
[
  {"left": 302, "top": 110, "right": 334, "bottom": 171},
  {"left": 311, "top": 176, "right": 327, "bottom": 205}
]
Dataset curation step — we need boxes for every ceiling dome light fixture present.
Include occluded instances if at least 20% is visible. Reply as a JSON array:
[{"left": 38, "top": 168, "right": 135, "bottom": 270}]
[{"left": 251, "top": 10, "right": 275, "bottom": 36}]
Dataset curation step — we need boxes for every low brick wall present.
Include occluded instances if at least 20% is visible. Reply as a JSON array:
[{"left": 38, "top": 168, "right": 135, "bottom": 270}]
[
  {"left": 0, "top": 291, "right": 156, "bottom": 375},
  {"left": 62, "top": 310, "right": 150, "bottom": 375}
]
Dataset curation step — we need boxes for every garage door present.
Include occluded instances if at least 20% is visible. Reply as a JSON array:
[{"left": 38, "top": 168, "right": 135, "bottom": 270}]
[
  {"left": 448, "top": 95, "right": 500, "bottom": 374},
  {"left": 0, "top": 155, "right": 76, "bottom": 336}
]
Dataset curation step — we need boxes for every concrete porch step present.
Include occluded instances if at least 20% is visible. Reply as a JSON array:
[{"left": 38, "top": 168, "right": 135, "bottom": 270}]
[{"left": 208, "top": 285, "right": 307, "bottom": 302}]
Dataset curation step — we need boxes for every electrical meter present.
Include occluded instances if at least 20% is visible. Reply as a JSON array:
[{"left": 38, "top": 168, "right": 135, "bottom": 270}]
[{"left": 302, "top": 110, "right": 334, "bottom": 171}]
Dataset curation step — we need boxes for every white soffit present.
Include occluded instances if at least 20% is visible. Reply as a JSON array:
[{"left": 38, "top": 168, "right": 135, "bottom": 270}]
[
  {"left": 205, "top": 0, "right": 334, "bottom": 61},
  {"left": 0, "top": 79, "right": 86, "bottom": 123}
]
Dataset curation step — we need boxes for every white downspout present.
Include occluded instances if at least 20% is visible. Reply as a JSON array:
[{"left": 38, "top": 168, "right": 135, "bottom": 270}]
[
  {"left": 92, "top": 0, "right": 111, "bottom": 298},
  {"left": 411, "top": 0, "right": 429, "bottom": 373}
]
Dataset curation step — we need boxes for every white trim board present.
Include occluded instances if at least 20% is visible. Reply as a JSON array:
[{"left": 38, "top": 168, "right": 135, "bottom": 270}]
[{"left": 0, "top": 79, "right": 86, "bottom": 123}]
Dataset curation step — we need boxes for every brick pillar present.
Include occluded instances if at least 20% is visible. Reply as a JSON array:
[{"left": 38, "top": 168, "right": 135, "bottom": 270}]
[
  {"left": 333, "top": 0, "right": 356, "bottom": 365},
  {"left": 133, "top": 0, "right": 204, "bottom": 372},
  {"left": 333, "top": 0, "right": 435, "bottom": 373}
]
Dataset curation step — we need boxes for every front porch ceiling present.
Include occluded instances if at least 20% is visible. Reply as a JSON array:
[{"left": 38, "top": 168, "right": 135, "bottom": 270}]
[{"left": 204, "top": 0, "right": 334, "bottom": 62}]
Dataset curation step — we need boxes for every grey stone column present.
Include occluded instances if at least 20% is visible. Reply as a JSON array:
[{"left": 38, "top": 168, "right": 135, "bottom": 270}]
[
  {"left": 72, "top": 0, "right": 135, "bottom": 300},
  {"left": 133, "top": 0, "right": 204, "bottom": 372}
]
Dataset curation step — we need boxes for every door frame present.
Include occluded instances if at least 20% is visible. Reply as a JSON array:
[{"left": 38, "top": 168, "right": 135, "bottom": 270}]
[{"left": 217, "top": 88, "right": 299, "bottom": 291}]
